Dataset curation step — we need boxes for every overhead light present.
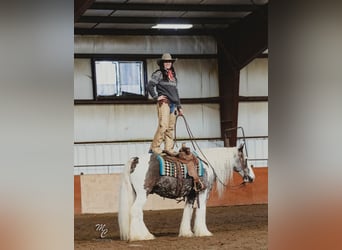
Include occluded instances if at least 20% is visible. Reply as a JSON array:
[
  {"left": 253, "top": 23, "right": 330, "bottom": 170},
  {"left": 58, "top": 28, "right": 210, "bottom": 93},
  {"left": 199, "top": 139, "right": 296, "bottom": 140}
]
[{"left": 151, "top": 24, "right": 193, "bottom": 29}]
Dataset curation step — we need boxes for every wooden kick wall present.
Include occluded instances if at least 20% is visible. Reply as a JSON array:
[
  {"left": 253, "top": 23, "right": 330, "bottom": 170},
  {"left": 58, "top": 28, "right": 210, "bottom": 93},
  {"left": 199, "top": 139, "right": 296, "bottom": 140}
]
[{"left": 74, "top": 167, "right": 267, "bottom": 214}]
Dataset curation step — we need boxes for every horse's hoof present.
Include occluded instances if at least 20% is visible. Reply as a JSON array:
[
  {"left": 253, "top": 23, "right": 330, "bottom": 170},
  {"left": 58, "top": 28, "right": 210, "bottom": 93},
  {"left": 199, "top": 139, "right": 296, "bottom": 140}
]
[
  {"left": 147, "top": 234, "right": 155, "bottom": 240},
  {"left": 129, "top": 234, "right": 155, "bottom": 241},
  {"left": 194, "top": 231, "right": 213, "bottom": 237},
  {"left": 142, "top": 233, "right": 155, "bottom": 241},
  {"left": 179, "top": 232, "right": 194, "bottom": 237}
]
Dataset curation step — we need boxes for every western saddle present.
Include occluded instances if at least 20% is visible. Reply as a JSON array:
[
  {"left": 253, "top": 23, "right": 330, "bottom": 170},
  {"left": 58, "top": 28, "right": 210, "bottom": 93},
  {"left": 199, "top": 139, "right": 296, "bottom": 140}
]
[{"left": 162, "top": 143, "right": 205, "bottom": 192}]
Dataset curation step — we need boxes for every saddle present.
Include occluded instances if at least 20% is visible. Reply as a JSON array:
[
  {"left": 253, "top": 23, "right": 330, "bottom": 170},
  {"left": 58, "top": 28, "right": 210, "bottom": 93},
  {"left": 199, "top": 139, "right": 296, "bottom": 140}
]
[{"left": 162, "top": 144, "right": 205, "bottom": 192}]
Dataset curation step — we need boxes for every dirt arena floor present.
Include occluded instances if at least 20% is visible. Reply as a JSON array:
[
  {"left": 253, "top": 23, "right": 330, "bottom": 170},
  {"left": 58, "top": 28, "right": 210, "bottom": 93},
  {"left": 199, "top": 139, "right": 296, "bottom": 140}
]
[{"left": 75, "top": 204, "right": 267, "bottom": 249}]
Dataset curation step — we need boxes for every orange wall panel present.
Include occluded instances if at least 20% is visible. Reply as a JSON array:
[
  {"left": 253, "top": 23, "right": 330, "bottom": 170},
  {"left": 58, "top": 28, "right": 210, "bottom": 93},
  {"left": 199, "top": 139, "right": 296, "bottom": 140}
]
[
  {"left": 74, "top": 175, "right": 82, "bottom": 214},
  {"left": 207, "top": 167, "right": 268, "bottom": 206}
]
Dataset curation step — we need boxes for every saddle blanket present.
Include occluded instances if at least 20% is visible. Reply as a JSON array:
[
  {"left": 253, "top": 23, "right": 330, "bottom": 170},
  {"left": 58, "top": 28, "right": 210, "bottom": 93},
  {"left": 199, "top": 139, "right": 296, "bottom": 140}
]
[{"left": 157, "top": 153, "right": 204, "bottom": 178}]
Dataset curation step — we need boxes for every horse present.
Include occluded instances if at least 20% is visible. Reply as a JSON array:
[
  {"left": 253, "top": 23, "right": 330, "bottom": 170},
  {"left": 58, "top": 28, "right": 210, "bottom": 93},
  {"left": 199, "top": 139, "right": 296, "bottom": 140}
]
[{"left": 118, "top": 144, "right": 255, "bottom": 241}]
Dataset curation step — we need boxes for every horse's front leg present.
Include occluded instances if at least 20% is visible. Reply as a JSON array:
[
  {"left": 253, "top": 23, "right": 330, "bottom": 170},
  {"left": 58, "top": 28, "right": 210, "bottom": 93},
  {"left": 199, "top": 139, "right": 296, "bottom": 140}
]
[
  {"left": 178, "top": 201, "right": 194, "bottom": 237},
  {"left": 129, "top": 192, "right": 155, "bottom": 241},
  {"left": 193, "top": 190, "right": 213, "bottom": 237}
]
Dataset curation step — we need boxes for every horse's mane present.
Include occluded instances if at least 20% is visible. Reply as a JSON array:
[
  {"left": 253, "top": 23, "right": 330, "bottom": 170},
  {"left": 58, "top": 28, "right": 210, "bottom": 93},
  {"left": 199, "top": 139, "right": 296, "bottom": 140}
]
[{"left": 199, "top": 147, "right": 237, "bottom": 197}]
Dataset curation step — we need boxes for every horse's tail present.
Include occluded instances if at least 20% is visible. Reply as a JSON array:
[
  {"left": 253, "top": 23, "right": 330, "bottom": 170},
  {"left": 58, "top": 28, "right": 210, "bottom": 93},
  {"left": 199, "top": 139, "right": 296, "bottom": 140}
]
[{"left": 118, "top": 157, "right": 138, "bottom": 241}]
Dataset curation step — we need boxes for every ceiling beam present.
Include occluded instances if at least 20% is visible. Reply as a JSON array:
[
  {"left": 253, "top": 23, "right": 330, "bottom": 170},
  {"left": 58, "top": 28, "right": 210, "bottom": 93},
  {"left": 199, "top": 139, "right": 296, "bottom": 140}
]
[
  {"left": 74, "top": 28, "right": 223, "bottom": 36},
  {"left": 217, "top": 5, "right": 268, "bottom": 70},
  {"left": 74, "top": 0, "right": 95, "bottom": 22},
  {"left": 77, "top": 16, "right": 240, "bottom": 24},
  {"left": 90, "top": 3, "right": 258, "bottom": 12},
  {"left": 216, "top": 4, "right": 268, "bottom": 146},
  {"left": 74, "top": 54, "right": 217, "bottom": 59}
]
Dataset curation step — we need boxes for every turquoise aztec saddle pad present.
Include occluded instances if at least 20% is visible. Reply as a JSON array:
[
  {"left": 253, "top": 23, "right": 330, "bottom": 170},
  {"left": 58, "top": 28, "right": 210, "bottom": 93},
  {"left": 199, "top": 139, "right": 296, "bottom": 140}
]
[{"left": 157, "top": 152, "right": 204, "bottom": 178}]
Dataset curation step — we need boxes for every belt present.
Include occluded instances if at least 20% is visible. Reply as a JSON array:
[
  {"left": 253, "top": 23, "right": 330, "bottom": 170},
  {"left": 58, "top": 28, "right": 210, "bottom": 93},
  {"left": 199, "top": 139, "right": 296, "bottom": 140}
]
[
  {"left": 158, "top": 99, "right": 176, "bottom": 114},
  {"left": 158, "top": 99, "right": 170, "bottom": 104}
]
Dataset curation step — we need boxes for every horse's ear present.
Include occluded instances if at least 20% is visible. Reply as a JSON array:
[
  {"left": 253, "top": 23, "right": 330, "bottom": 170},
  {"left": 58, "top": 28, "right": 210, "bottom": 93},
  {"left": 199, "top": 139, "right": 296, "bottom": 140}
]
[{"left": 238, "top": 143, "right": 244, "bottom": 152}]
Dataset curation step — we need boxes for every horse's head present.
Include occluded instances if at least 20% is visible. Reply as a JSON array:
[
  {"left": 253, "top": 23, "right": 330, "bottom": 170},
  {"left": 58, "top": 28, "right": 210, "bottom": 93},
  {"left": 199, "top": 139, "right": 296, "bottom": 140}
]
[{"left": 233, "top": 144, "right": 255, "bottom": 183}]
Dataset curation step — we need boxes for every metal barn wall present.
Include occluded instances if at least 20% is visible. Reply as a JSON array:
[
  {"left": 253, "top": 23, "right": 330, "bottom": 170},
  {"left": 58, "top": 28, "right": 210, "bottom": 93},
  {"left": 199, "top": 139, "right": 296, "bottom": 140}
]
[
  {"left": 238, "top": 58, "right": 268, "bottom": 167},
  {"left": 74, "top": 140, "right": 224, "bottom": 175},
  {"left": 74, "top": 35, "right": 217, "bottom": 54},
  {"left": 238, "top": 102, "right": 268, "bottom": 136},
  {"left": 74, "top": 58, "right": 92, "bottom": 100},
  {"left": 74, "top": 58, "right": 219, "bottom": 100},
  {"left": 74, "top": 35, "right": 218, "bottom": 100},
  {"left": 240, "top": 58, "right": 268, "bottom": 96},
  {"left": 74, "top": 36, "right": 268, "bottom": 172},
  {"left": 74, "top": 104, "right": 221, "bottom": 142},
  {"left": 74, "top": 35, "right": 221, "bottom": 174},
  {"left": 74, "top": 103, "right": 222, "bottom": 174}
]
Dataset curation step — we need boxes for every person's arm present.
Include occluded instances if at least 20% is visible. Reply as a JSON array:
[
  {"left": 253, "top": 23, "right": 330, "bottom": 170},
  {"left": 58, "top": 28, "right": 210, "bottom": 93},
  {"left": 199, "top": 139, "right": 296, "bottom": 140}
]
[
  {"left": 146, "top": 71, "right": 161, "bottom": 100},
  {"left": 175, "top": 87, "right": 183, "bottom": 116}
]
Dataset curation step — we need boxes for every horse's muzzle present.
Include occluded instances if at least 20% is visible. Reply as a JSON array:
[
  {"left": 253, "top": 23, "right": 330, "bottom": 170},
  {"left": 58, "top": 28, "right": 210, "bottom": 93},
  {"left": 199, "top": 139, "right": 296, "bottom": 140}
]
[{"left": 243, "top": 175, "right": 254, "bottom": 183}]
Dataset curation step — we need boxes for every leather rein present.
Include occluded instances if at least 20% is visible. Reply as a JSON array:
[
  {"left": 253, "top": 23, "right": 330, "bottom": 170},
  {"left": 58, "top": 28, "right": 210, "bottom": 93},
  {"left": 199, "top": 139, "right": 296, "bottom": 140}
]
[{"left": 174, "top": 115, "right": 249, "bottom": 189}]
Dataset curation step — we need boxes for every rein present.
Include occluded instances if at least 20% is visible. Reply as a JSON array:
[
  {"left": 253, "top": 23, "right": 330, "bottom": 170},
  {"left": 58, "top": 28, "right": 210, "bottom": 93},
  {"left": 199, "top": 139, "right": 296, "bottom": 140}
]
[
  {"left": 174, "top": 115, "right": 247, "bottom": 188},
  {"left": 199, "top": 157, "right": 247, "bottom": 190}
]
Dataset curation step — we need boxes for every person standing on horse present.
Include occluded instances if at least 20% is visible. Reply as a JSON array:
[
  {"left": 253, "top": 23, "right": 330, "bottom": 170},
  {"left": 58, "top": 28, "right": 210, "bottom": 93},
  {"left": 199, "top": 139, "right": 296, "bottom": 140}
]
[{"left": 147, "top": 53, "right": 183, "bottom": 154}]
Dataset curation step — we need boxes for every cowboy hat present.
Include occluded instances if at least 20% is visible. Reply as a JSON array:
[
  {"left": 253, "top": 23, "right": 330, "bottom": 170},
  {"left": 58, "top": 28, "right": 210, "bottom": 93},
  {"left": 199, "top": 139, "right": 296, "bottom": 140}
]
[{"left": 157, "top": 53, "right": 177, "bottom": 65}]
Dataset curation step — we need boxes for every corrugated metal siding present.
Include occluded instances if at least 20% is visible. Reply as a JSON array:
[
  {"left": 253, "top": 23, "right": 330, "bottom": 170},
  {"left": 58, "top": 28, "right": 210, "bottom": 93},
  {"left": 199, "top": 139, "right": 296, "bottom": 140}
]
[
  {"left": 238, "top": 57, "right": 268, "bottom": 167},
  {"left": 238, "top": 102, "right": 268, "bottom": 136},
  {"left": 73, "top": 138, "right": 267, "bottom": 175},
  {"left": 73, "top": 58, "right": 220, "bottom": 100},
  {"left": 74, "top": 59, "right": 92, "bottom": 99},
  {"left": 74, "top": 140, "right": 224, "bottom": 175},
  {"left": 74, "top": 35, "right": 217, "bottom": 54},
  {"left": 239, "top": 58, "right": 268, "bottom": 96},
  {"left": 74, "top": 103, "right": 221, "bottom": 142},
  {"left": 73, "top": 36, "right": 268, "bottom": 174}
]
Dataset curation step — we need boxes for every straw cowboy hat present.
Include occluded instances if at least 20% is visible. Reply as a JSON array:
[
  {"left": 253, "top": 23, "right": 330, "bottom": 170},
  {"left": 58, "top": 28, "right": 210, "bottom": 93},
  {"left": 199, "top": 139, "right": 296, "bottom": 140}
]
[{"left": 157, "top": 53, "right": 177, "bottom": 65}]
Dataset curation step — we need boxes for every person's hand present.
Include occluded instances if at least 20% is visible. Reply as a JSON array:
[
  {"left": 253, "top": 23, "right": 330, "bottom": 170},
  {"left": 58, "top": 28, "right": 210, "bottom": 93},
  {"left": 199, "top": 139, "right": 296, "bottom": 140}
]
[
  {"left": 157, "top": 95, "right": 167, "bottom": 101},
  {"left": 178, "top": 108, "right": 184, "bottom": 116}
]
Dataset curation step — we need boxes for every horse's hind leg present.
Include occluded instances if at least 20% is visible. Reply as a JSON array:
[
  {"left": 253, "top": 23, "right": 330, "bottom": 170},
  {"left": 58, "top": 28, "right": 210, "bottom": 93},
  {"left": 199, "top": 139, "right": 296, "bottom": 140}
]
[
  {"left": 193, "top": 190, "right": 213, "bottom": 237},
  {"left": 179, "top": 201, "right": 194, "bottom": 237},
  {"left": 129, "top": 190, "right": 155, "bottom": 241}
]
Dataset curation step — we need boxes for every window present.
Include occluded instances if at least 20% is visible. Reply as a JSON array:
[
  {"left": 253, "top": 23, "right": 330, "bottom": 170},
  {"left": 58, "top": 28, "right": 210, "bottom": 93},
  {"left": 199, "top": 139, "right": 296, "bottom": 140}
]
[{"left": 93, "top": 60, "right": 146, "bottom": 98}]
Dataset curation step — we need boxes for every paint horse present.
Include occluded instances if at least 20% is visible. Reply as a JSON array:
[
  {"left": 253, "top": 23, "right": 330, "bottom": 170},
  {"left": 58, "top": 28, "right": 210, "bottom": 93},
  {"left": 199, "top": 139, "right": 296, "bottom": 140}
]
[{"left": 118, "top": 145, "right": 255, "bottom": 241}]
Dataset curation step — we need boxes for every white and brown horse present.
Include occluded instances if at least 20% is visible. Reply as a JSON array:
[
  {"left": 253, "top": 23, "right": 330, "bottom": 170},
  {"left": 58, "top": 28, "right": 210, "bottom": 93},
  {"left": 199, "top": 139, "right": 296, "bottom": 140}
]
[{"left": 118, "top": 145, "right": 255, "bottom": 241}]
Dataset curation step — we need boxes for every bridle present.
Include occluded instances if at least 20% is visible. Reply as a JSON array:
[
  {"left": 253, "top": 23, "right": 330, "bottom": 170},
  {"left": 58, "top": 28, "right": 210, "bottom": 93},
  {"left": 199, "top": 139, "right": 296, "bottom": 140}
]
[
  {"left": 226, "top": 126, "right": 254, "bottom": 186},
  {"left": 237, "top": 149, "right": 253, "bottom": 183},
  {"left": 225, "top": 126, "right": 249, "bottom": 159}
]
